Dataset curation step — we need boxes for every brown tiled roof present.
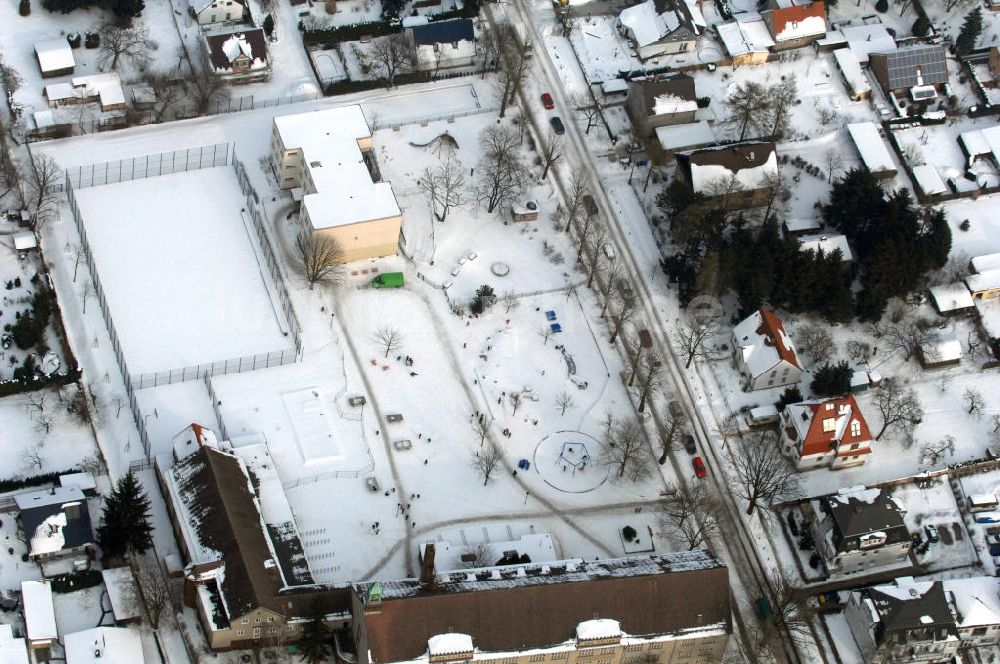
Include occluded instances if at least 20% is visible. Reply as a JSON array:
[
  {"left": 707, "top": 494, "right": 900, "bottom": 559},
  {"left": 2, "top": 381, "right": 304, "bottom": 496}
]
[
  {"left": 757, "top": 308, "right": 800, "bottom": 369},
  {"left": 797, "top": 393, "right": 872, "bottom": 458},
  {"left": 686, "top": 141, "right": 776, "bottom": 170},
  {"left": 632, "top": 74, "right": 696, "bottom": 116},
  {"left": 204, "top": 28, "right": 267, "bottom": 72},
  {"left": 771, "top": 1, "right": 825, "bottom": 39},
  {"left": 356, "top": 552, "right": 731, "bottom": 663}
]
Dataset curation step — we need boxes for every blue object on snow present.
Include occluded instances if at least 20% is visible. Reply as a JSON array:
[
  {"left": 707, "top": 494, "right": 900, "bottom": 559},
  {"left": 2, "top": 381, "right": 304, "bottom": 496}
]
[
  {"left": 550, "top": 323, "right": 562, "bottom": 333},
  {"left": 545, "top": 310, "right": 557, "bottom": 321}
]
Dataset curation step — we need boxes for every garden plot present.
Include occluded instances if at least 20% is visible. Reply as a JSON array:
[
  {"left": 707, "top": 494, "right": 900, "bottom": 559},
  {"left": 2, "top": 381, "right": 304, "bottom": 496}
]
[
  {"left": 941, "top": 194, "right": 1000, "bottom": 259},
  {"left": 72, "top": 166, "right": 292, "bottom": 376}
]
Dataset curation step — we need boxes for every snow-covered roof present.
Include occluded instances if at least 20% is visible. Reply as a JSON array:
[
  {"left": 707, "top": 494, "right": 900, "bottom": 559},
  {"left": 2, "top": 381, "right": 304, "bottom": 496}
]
[
  {"left": 0, "top": 625, "right": 28, "bottom": 664},
  {"left": 946, "top": 578, "right": 1000, "bottom": 629},
  {"left": 44, "top": 82, "right": 75, "bottom": 103},
  {"left": 819, "top": 24, "right": 896, "bottom": 63},
  {"left": 618, "top": 0, "right": 680, "bottom": 47},
  {"left": 921, "top": 335, "right": 962, "bottom": 363},
  {"left": 682, "top": 142, "right": 778, "bottom": 195},
  {"left": 101, "top": 568, "right": 141, "bottom": 623},
  {"left": 12, "top": 232, "right": 37, "bottom": 251},
  {"left": 274, "top": 106, "right": 401, "bottom": 230},
  {"left": 769, "top": 1, "right": 826, "bottom": 42},
  {"left": 911, "top": 164, "right": 947, "bottom": 196},
  {"left": 972, "top": 252, "right": 1000, "bottom": 273},
  {"left": 960, "top": 127, "right": 994, "bottom": 158},
  {"left": 654, "top": 93, "right": 697, "bottom": 116},
  {"left": 59, "top": 472, "right": 96, "bottom": 492},
  {"left": 966, "top": 268, "right": 1000, "bottom": 294},
  {"left": 64, "top": 627, "right": 143, "bottom": 664},
  {"left": 420, "top": 534, "right": 557, "bottom": 573},
  {"left": 929, "top": 283, "right": 974, "bottom": 313},
  {"left": 16, "top": 486, "right": 92, "bottom": 556},
  {"left": 576, "top": 619, "right": 622, "bottom": 641},
  {"left": 205, "top": 29, "right": 269, "bottom": 73},
  {"left": 427, "top": 633, "right": 474, "bottom": 656},
  {"left": 72, "top": 73, "right": 126, "bottom": 108},
  {"left": 21, "top": 581, "right": 56, "bottom": 643},
  {"left": 846, "top": 122, "right": 895, "bottom": 174},
  {"left": 977, "top": 298, "right": 1000, "bottom": 341},
  {"left": 799, "top": 232, "right": 852, "bottom": 261},
  {"left": 15, "top": 486, "right": 85, "bottom": 511},
  {"left": 731, "top": 308, "right": 800, "bottom": 378},
  {"left": 655, "top": 121, "right": 716, "bottom": 151},
  {"left": 34, "top": 39, "right": 74, "bottom": 73},
  {"left": 172, "top": 423, "right": 219, "bottom": 461},
  {"left": 33, "top": 111, "right": 56, "bottom": 129},
  {"left": 682, "top": 0, "right": 706, "bottom": 30},
  {"left": 716, "top": 14, "right": 774, "bottom": 57},
  {"left": 833, "top": 48, "right": 870, "bottom": 97},
  {"left": 402, "top": 15, "right": 430, "bottom": 27}
]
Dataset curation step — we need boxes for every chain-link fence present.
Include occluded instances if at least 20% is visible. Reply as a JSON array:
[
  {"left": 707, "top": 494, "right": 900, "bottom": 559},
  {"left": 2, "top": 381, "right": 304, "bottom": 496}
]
[{"left": 65, "top": 143, "right": 231, "bottom": 188}]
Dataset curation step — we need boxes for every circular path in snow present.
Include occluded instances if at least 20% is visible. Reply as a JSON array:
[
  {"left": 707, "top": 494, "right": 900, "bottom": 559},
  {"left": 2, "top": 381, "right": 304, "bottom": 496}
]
[{"left": 531, "top": 430, "right": 608, "bottom": 493}]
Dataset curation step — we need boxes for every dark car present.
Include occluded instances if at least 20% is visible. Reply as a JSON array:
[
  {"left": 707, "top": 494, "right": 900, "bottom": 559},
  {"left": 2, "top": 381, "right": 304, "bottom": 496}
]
[
  {"left": 684, "top": 434, "right": 696, "bottom": 455},
  {"left": 550, "top": 116, "right": 565, "bottom": 135},
  {"left": 692, "top": 456, "right": 707, "bottom": 478},
  {"left": 541, "top": 92, "right": 554, "bottom": 110},
  {"left": 924, "top": 524, "right": 940, "bottom": 543}
]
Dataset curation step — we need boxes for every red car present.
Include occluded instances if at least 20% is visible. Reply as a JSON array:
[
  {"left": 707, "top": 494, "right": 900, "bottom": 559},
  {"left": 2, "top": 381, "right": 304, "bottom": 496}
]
[
  {"left": 541, "top": 92, "right": 554, "bottom": 110},
  {"left": 692, "top": 456, "right": 707, "bottom": 478}
]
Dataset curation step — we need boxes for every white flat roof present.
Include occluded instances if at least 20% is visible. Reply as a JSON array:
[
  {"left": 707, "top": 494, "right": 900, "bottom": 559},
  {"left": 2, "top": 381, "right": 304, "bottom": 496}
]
[
  {"left": 841, "top": 24, "right": 896, "bottom": 63},
  {"left": 717, "top": 15, "right": 774, "bottom": 56},
  {"left": 911, "top": 164, "right": 947, "bottom": 196},
  {"left": 966, "top": 268, "right": 1000, "bottom": 293},
  {"left": 101, "top": 568, "right": 141, "bottom": 623},
  {"left": 929, "top": 283, "right": 974, "bottom": 312},
  {"left": 34, "top": 39, "right": 74, "bottom": 73},
  {"left": 0, "top": 625, "right": 28, "bottom": 664},
  {"left": 59, "top": 472, "right": 97, "bottom": 492},
  {"left": 15, "top": 486, "right": 85, "bottom": 511},
  {"left": 799, "top": 233, "right": 853, "bottom": 261},
  {"left": 21, "top": 581, "right": 56, "bottom": 642},
  {"left": 655, "top": 121, "right": 716, "bottom": 151},
  {"left": 972, "top": 253, "right": 1000, "bottom": 273},
  {"left": 847, "top": 122, "right": 895, "bottom": 173},
  {"left": 960, "top": 128, "right": 992, "bottom": 157},
  {"left": 64, "top": 627, "right": 143, "bottom": 664},
  {"left": 72, "top": 73, "right": 126, "bottom": 108},
  {"left": 12, "top": 232, "right": 37, "bottom": 251},
  {"left": 833, "top": 48, "right": 870, "bottom": 96},
  {"left": 44, "top": 82, "right": 75, "bottom": 102}
]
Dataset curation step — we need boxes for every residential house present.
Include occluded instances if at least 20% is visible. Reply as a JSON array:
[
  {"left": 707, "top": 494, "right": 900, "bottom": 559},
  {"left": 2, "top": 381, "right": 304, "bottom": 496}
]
[
  {"left": 204, "top": 29, "right": 270, "bottom": 83},
  {"left": 817, "top": 23, "right": 895, "bottom": 63},
  {"left": 762, "top": 0, "right": 827, "bottom": 51},
  {"left": 655, "top": 121, "right": 716, "bottom": 159},
  {"left": 808, "top": 487, "right": 911, "bottom": 576},
  {"left": 352, "top": 550, "right": 732, "bottom": 664},
  {"left": 34, "top": 39, "right": 74, "bottom": 78},
  {"left": 917, "top": 335, "right": 963, "bottom": 369},
  {"left": 625, "top": 74, "right": 698, "bottom": 138},
  {"left": 156, "top": 426, "right": 349, "bottom": 650},
  {"left": 15, "top": 486, "right": 94, "bottom": 574},
  {"left": 845, "top": 578, "right": 960, "bottom": 663},
  {"left": 730, "top": 308, "right": 802, "bottom": 391},
  {"left": 21, "top": 581, "right": 57, "bottom": 658},
  {"left": 798, "top": 232, "right": 852, "bottom": 261},
  {"left": 946, "top": 577, "right": 1000, "bottom": 648},
  {"left": 833, "top": 48, "right": 871, "bottom": 100},
  {"left": 929, "top": 283, "right": 975, "bottom": 316},
  {"left": 780, "top": 394, "right": 873, "bottom": 469},
  {"left": 674, "top": 141, "right": 779, "bottom": 210},
  {"left": 64, "top": 627, "right": 143, "bottom": 664},
  {"left": 44, "top": 73, "right": 127, "bottom": 112},
  {"left": 0, "top": 625, "right": 28, "bottom": 664},
  {"left": 189, "top": 0, "right": 250, "bottom": 28},
  {"left": 869, "top": 44, "right": 948, "bottom": 98},
  {"left": 716, "top": 13, "right": 774, "bottom": 66},
  {"left": 966, "top": 269, "right": 1000, "bottom": 300},
  {"left": 617, "top": 0, "right": 698, "bottom": 61},
  {"left": 270, "top": 106, "right": 401, "bottom": 263},
  {"left": 408, "top": 19, "right": 477, "bottom": 71}
]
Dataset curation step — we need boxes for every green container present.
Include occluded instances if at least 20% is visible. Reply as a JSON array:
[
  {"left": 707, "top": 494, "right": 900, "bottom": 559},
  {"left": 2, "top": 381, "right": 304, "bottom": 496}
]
[{"left": 372, "top": 272, "right": 404, "bottom": 288}]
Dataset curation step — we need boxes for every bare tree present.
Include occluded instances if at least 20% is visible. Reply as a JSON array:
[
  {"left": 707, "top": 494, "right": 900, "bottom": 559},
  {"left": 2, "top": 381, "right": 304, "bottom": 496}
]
[
  {"left": 362, "top": 34, "right": 413, "bottom": 88},
  {"left": 0, "top": 57, "right": 23, "bottom": 96},
  {"left": 537, "top": 132, "right": 563, "bottom": 180},
  {"left": 20, "top": 444, "right": 45, "bottom": 472},
  {"left": 674, "top": 320, "right": 721, "bottom": 368},
  {"left": 35, "top": 413, "right": 54, "bottom": 436},
  {"left": 882, "top": 316, "right": 938, "bottom": 362},
  {"left": 471, "top": 414, "right": 493, "bottom": 446},
  {"left": 373, "top": 327, "right": 404, "bottom": 358},
  {"left": 714, "top": 412, "right": 740, "bottom": 447},
  {"left": 873, "top": 377, "right": 923, "bottom": 441},
  {"left": 824, "top": 148, "right": 845, "bottom": 184},
  {"left": 470, "top": 441, "right": 504, "bottom": 486},
  {"left": 920, "top": 435, "right": 956, "bottom": 467},
  {"left": 561, "top": 171, "right": 590, "bottom": 235},
  {"left": 477, "top": 126, "right": 528, "bottom": 214},
  {"left": 538, "top": 325, "right": 554, "bottom": 345},
  {"left": 555, "top": 391, "right": 575, "bottom": 416},
  {"left": 132, "top": 556, "right": 169, "bottom": 629},
  {"left": 22, "top": 392, "right": 47, "bottom": 417},
  {"left": 100, "top": 23, "right": 153, "bottom": 71},
  {"left": 144, "top": 70, "right": 186, "bottom": 122},
  {"left": 729, "top": 432, "right": 798, "bottom": 516},
  {"left": 846, "top": 339, "right": 872, "bottom": 362},
  {"left": 418, "top": 157, "right": 465, "bottom": 222},
  {"left": 634, "top": 351, "right": 662, "bottom": 414},
  {"left": 82, "top": 281, "right": 95, "bottom": 314},
  {"left": 602, "top": 417, "right": 651, "bottom": 481},
  {"left": 761, "top": 572, "right": 815, "bottom": 648},
  {"left": 296, "top": 233, "right": 345, "bottom": 289},
  {"left": 992, "top": 414, "right": 1000, "bottom": 443},
  {"left": 187, "top": 50, "right": 229, "bottom": 115},
  {"left": 581, "top": 223, "right": 609, "bottom": 289},
  {"left": 657, "top": 409, "right": 687, "bottom": 464},
  {"left": 796, "top": 323, "right": 835, "bottom": 364},
  {"left": 501, "top": 291, "right": 519, "bottom": 315},
  {"left": 964, "top": 388, "right": 985, "bottom": 418},
  {"left": 509, "top": 391, "right": 522, "bottom": 415},
  {"left": 660, "top": 482, "right": 720, "bottom": 550},
  {"left": 608, "top": 289, "right": 637, "bottom": 345},
  {"left": 493, "top": 23, "right": 530, "bottom": 117},
  {"left": 571, "top": 94, "right": 602, "bottom": 135},
  {"left": 23, "top": 153, "right": 62, "bottom": 230}
]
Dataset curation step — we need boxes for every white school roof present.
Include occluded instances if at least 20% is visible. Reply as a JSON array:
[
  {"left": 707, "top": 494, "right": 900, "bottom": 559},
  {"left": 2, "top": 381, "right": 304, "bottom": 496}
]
[
  {"left": 972, "top": 253, "right": 1000, "bottom": 273},
  {"left": 0, "top": 625, "right": 28, "bottom": 664},
  {"left": 798, "top": 232, "right": 852, "bottom": 261},
  {"left": 911, "top": 164, "right": 947, "bottom": 196},
  {"left": 929, "top": 283, "right": 974, "bottom": 312},
  {"left": 34, "top": 39, "right": 74, "bottom": 73},
  {"left": 966, "top": 268, "right": 1000, "bottom": 294},
  {"left": 274, "top": 106, "right": 401, "bottom": 230},
  {"left": 847, "top": 122, "right": 895, "bottom": 174},
  {"left": 655, "top": 121, "right": 716, "bottom": 151},
  {"left": 833, "top": 49, "right": 870, "bottom": 97},
  {"left": 64, "top": 627, "right": 143, "bottom": 664},
  {"left": 21, "top": 581, "right": 56, "bottom": 643}
]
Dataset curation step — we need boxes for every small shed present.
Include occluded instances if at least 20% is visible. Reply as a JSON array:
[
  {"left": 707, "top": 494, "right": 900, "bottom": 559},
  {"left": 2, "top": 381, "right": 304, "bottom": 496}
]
[
  {"left": 101, "top": 568, "right": 141, "bottom": 626},
  {"left": 59, "top": 472, "right": 97, "bottom": 496},
  {"left": 12, "top": 233, "right": 37, "bottom": 252},
  {"left": 846, "top": 122, "right": 897, "bottom": 178},
  {"left": 929, "top": 283, "right": 975, "bottom": 315},
  {"left": 131, "top": 85, "right": 156, "bottom": 109},
  {"left": 911, "top": 164, "right": 948, "bottom": 197},
  {"left": 512, "top": 200, "right": 539, "bottom": 222},
  {"left": 21, "top": 581, "right": 57, "bottom": 653},
  {"left": 798, "top": 233, "right": 853, "bottom": 261},
  {"left": 918, "top": 335, "right": 963, "bottom": 369},
  {"left": 34, "top": 39, "right": 75, "bottom": 78}
]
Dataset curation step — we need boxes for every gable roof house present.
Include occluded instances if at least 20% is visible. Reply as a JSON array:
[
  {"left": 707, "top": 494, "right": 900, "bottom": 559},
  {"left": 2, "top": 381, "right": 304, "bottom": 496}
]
[
  {"left": 204, "top": 29, "right": 270, "bottom": 83},
  {"left": 946, "top": 577, "right": 1000, "bottom": 648},
  {"left": 762, "top": 0, "right": 827, "bottom": 51},
  {"left": 408, "top": 19, "right": 477, "bottom": 72},
  {"left": 189, "top": 0, "right": 251, "bottom": 28},
  {"left": 868, "top": 44, "right": 948, "bottom": 99},
  {"left": 716, "top": 13, "right": 774, "bottom": 66},
  {"left": 730, "top": 308, "right": 802, "bottom": 391},
  {"left": 845, "top": 578, "right": 960, "bottom": 663},
  {"left": 352, "top": 550, "right": 733, "bottom": 664},
  {"left": 156, "top": 427, "right": 350, "bottom": 650},
  {"left": 15, "top": 487, "right": 93, "bottom": 575},
  {"left": 44, "top": 73, "right": 127, "bottom": 112},
  {"left": 617, "top": 0, "right": 699, "bottom": 61},
  {"left": 34, "top": 39, "right": 75, "bottom": 78},
  {"left": 780, "top": 393, "right": 873, "bottom": 470},
  {"left": 625, "top": 74, "right": 698, "bottom": 138},
  {"left": 674, "top": 141, "right": 779, "bottom": 210},
  {"left": 807, "top": 487, "right": 911, "bottom": 576}
]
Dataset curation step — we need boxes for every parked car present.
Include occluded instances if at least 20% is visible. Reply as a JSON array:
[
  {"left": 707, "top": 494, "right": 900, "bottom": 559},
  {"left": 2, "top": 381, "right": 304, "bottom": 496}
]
[
  {"left": 924, "top": 524, "right": 940, "bottom": 543},
  {"left": 550, "top": 116, "right": 565, "bottom": 135},
  {"left": 1, "top": 334, "right": 11, "bottom": 350},
  {"left": 541, "top": 92, "right": 554, "bottom": 110},
  {"left": 684, "top": 434, "right": 696, "bottom": 455},
  {"left": 692, "top": 456, "right": 707, "bottom": 478}
]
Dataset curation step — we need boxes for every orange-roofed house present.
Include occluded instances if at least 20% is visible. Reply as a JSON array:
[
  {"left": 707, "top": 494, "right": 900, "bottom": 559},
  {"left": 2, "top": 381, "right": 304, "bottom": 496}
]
[
  {"left": 780, "top": 394, "right": 873, "bottom": 470},
  {"left": 762, "top": 0, "right": 827, "bottom": 51},
  {"left": 731, "top": 308, "right": 803, "bottom": 391}
]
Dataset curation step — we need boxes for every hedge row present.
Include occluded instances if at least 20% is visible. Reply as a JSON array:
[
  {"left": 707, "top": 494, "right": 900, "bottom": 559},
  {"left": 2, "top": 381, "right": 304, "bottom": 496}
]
[
  {"left": 50, "top": 569, "right": 103, "bottom": 593},
  {"left": 0, "top": 366, "right": 80, "bottom": 399},
  {"left": 303, "top": 0, "right": 479, "bottom": 46},
  {"left": 0, "top": 467, "right": 80, "bottom": 494},
  {"left": 325, "top": 70, "right": 434, "bottom": 96}
]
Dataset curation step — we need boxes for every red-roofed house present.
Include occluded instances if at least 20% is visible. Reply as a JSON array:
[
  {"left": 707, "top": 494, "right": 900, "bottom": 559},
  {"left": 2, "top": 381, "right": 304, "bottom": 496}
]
[
  {"left": 763, "top": 0, "right": 827, "bottom": 51},
  {"left": 780, "top": 394, "right": 873, "bottom": 469},
  {"left": 731, "top": 308, "right": 803, "bottom": 391}
]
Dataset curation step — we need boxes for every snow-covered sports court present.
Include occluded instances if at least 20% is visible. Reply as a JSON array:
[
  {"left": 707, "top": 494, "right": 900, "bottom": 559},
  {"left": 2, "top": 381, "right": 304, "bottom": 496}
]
[{"left": 73, "top": 166, "right": 292, "bottom": 376}]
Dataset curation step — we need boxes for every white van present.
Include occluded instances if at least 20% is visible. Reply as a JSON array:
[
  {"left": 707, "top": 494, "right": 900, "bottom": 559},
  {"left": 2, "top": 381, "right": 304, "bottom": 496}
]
[{"left": 745, "top": 405, "right": 779, "bottom": 428}]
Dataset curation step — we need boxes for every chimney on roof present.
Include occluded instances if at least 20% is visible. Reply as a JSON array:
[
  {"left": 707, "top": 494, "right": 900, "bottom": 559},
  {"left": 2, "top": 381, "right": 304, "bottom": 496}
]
[{"left": 420, "top": 543, "right": 437, "bottom": 587}]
